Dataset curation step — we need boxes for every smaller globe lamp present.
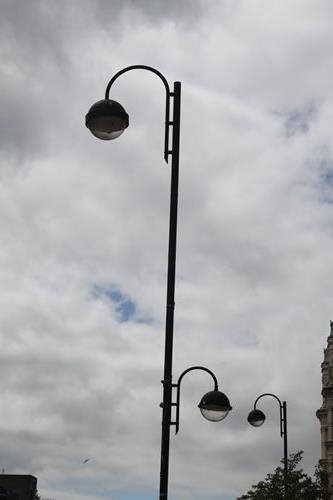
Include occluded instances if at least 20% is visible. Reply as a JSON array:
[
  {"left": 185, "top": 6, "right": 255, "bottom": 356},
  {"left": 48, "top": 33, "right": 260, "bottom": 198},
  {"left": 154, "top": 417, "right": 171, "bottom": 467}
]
[{"left": 247, "top": 409, "right": 266, "bottom": 427}]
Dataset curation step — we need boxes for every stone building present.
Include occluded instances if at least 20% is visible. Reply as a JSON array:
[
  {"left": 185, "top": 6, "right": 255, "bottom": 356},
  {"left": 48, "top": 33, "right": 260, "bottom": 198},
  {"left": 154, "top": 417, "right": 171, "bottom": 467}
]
[
  {"left": 0, "top": 475, "right": 37, "bottom": 500},
  {"left": 317, "top": 321, "right": 333, "bottom": 490}
]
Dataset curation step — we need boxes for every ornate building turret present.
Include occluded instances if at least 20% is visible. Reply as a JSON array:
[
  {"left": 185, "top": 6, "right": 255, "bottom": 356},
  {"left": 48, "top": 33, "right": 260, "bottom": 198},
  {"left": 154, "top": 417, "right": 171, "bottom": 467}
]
[{"left": 317, "top": 321, "right": 333, "bottom": 490}]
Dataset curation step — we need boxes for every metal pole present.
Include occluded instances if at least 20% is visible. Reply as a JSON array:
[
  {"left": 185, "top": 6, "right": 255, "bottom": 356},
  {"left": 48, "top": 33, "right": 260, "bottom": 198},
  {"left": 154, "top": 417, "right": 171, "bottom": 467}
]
[
  {"left": 159, "top": 81, "right": 181, "bottom": 500},
  {"left": 282, "top": 401, "right": 288, "bottom": 498},
  {"left": 252, "top": 393, "right": 288, "bottom": 499},
  {"left": 95, "top": 66, "right": 181, "bottom": 500}
]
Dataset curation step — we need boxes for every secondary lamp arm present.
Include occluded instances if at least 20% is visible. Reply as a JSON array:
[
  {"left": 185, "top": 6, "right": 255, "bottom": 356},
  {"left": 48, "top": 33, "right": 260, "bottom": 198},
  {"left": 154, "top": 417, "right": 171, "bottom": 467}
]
[
  {"left": 253, "top": 393, "right": 286, "bottom": 438},
  {"left": 171, "top": 366, "right": 219, "bottom": 434}
]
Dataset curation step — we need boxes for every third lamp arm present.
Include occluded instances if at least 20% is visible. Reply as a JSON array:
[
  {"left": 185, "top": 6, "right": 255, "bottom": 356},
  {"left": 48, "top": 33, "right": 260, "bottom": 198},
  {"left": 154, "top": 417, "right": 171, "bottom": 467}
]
[{"left": 252, "top": 392, "right": 288, "bottom": 477}]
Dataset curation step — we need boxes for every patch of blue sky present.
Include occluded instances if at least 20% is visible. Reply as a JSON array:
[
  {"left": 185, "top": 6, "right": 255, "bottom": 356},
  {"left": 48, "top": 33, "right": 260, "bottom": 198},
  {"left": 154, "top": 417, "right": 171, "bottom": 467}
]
[
  {"left": 318, "top": 157, "right": 333, "bottom": 204},
  {"left": 61, "top": 476, "right": 235, "bottom": 499},
  {"left": 92, "top": 284, "right": 154, "bottom": 324},
  {"left": 59, "top": 477, "right": 112, "bottom": 498},
  {"left": 279, "top": 100, "right": 317, "bottom": 137},
  {"left": 207, "top": 495, "right": 235, "bottom": 500},
  {"left": 60, "top": 478, "right": 156, "bottom": 499},
  {"left": 321, "top": 169, "right": 333, "bottom": 186},
  {"left": 232, "top": 328, "right": 259, "bottom": 348},
  {"left": 211, "top": 495, "right": 235, "bottom": 500},
  {"left": 111, "top": 493, "right": 235, "bottom": 500},
  {"left": 111, "top": 491, "right": 156, "bottom": 500}
]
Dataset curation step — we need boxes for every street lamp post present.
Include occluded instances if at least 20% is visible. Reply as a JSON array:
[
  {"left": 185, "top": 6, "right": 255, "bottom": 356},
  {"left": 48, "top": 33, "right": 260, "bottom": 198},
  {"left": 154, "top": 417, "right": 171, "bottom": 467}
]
[
  {"left": 85, "top": 65, "right": 232, "bottom": 499},
  {"left": 247, "top": 393, "right": 288, "bottom": 496}
]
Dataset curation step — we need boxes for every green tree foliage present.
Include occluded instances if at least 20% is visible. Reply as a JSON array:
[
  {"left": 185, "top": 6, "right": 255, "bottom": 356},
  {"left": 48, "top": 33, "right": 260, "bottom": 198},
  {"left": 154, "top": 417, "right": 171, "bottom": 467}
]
[{"left": 237, "top": 451, "right": 331, "bottom": 500}]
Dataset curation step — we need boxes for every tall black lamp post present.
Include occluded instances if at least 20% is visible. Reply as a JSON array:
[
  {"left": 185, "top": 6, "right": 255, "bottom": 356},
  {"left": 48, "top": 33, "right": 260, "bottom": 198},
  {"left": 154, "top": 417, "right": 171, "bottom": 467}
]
[
  {"left": 85, "top": 65, "right": 232, "bottom": 500},
  {"left": 248, "top": 393, "right": 288, "bottom": 496}
]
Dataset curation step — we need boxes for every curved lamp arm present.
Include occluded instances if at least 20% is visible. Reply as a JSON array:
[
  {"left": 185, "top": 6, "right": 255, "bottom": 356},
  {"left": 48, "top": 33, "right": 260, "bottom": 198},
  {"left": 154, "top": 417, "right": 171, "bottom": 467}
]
[
  {"left": 104, "top": 64, "right": 173, "bottom": 163},
  {"left": 253, "top": 393, "right": 285, "bottom": 438},
  {"left": 173, "top": 366, "right": 218, "bottom": 434},
  {"left": 251, "top": 392, "right": 288, "bottom": 487}
]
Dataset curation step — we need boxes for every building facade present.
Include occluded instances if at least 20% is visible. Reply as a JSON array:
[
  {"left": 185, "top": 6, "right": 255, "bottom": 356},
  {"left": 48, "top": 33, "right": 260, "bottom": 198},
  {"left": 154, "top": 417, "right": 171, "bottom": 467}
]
[
  {"left": 317, "top": 321, "right": 333, "bottom": 491},
  {"left": 0, "top": 475, "right": 37, "bottom": 500}
]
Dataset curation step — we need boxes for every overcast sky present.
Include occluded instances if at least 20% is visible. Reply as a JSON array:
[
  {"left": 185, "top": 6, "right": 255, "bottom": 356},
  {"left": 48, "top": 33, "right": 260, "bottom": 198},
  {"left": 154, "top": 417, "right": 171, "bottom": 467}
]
[{"left": 1, "top": 1, "right": 333, "bottom": 499}]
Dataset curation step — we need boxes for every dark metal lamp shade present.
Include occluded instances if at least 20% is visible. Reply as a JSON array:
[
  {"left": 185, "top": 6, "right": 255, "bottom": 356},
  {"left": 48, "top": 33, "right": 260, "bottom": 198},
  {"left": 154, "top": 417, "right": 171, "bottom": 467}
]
[
  {"left": 248, "top": 409, "right": 266, "bottom": 427},
  {"left": 85, "top": 99, "right": 129, "bottom": 140},
  {"left": 198, "top": 390, "right": 232, "bottom": 422}
]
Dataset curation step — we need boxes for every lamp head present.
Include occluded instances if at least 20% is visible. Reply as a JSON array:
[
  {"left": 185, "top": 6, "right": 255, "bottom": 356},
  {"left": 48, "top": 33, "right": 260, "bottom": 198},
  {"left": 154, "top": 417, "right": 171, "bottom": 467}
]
[
  {"left": 85, "top": 99, "right": 129, "bottom": 140},
  {"left": 198, "top": 390, "right": 232, "bottom": 422},
  {"left": 248, "top": 409, "right": 266, "bottom": 427}
]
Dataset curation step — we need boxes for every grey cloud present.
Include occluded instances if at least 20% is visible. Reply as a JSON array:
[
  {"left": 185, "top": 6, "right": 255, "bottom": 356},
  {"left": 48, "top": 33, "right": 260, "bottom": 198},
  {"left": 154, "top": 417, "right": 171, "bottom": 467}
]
[
  {"left": 92, "top": 0, "right": 205, "bottom": 26},
  {"left": 0, "top": 1, "right": 74, "bottom": 81},
  {"left": 0, "top": 429, "right": 45, "bottom": 472},
  {"left": 0, "top": 1, "right": 73, "bottom": 161},
  {"left": 0, "top": 0, "right": 203, "bottom": 163},
  {"left": 0, "top": 0, "right": 206, "bottom": 164},
  {"left": 0, "top": 86, "right": 49, "bottom": 161}
]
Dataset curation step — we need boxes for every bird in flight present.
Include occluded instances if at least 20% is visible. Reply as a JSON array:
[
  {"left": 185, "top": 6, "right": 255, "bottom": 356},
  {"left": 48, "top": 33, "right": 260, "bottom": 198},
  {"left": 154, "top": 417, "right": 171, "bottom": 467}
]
[{"left": 82, "top": 458, "right": 91, "bottom": 464}]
